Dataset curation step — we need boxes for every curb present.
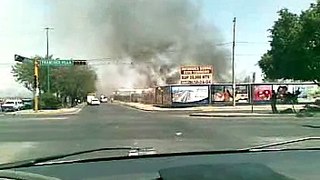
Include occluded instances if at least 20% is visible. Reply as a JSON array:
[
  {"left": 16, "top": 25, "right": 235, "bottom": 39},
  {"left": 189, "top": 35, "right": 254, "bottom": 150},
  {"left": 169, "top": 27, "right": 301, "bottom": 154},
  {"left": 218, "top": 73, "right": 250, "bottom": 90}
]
[
  {"left": 114, "top": 101, "right": 306, "bottom": 114},
  {"left": 114, "top": 101, "right": 207, "bottom": 112},
  {"left": 4, "top": 104, "right": 85, "bottom": 116},
  {"left": 60, "top": 104, "right": 86, "bottom": 115},
  {"left": 189, "top": 113, "right": 296, "bottom": 118},
  {"left": 115, "top": 102, "right": 155, "bottom": 112}
]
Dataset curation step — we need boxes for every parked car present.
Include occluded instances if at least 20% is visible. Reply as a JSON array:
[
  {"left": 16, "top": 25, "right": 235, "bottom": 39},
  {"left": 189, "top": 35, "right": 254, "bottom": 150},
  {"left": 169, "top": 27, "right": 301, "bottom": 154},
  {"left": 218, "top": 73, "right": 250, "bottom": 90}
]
[
  {"left": 0, "top": 99, "right": 4, "bottom": 112},
  {"left": 1, "top": 99, "right": 23, "bottom": 112},
  {"left": 22, "top": 98, "right": 33, "bottom": 109}
]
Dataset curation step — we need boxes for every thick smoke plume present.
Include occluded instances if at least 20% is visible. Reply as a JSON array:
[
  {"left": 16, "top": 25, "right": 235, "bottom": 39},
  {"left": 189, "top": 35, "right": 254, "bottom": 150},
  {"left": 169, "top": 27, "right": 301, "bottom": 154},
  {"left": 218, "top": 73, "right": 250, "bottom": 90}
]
[
  {"left": 105, "top": 0, "right": 230, "bottom": 86},
  {"left": 49, "top": 0, "right": 230, "bottom": 94}
]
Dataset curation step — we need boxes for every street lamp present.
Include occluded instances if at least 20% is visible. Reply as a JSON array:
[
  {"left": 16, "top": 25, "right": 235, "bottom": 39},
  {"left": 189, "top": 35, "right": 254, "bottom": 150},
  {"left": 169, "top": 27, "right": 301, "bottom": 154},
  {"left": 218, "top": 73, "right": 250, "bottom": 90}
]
[{"left": 44, "top": 27, "right": 54, "bottom": 93}]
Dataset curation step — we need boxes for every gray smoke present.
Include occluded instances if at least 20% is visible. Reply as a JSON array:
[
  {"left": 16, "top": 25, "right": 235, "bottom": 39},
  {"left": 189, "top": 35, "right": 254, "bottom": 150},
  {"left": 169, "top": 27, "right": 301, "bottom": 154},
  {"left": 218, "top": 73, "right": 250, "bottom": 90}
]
[
  {"left": 48, "top": 0, "right": 230, "bottom": 93},
  {"left": 105, "top": 0, "right": 230, "bottom": 86}
]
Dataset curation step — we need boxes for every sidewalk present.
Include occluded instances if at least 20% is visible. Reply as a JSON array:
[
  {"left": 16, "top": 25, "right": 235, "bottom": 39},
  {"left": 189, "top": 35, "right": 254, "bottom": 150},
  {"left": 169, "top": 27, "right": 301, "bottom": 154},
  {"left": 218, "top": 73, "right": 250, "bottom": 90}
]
[
  {"left": 115, "top": 100, "right": 305, "bottom": 113},
  {"left": 189, "top": 112, "right": 295, "bottom": 118},
  {"left": 5, "top": 103, "right": 85, "bottom": 116},
  {"left": 116, "top": 101, "right": 309, "bottom": 118}
]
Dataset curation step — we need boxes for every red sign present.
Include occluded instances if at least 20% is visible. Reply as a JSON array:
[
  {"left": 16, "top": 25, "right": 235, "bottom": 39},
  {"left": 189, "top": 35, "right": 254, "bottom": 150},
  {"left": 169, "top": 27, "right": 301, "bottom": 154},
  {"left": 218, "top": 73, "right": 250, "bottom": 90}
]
[{"left": 253, "top": 85, "right": 272, "bottom": 101}]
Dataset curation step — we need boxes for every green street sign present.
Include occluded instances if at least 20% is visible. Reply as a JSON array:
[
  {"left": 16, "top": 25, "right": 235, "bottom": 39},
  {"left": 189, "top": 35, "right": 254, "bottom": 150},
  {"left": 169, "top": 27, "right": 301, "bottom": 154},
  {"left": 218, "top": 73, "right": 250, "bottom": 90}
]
[{"left": 40, "top": 60, "right": 73, "bottom": 67}]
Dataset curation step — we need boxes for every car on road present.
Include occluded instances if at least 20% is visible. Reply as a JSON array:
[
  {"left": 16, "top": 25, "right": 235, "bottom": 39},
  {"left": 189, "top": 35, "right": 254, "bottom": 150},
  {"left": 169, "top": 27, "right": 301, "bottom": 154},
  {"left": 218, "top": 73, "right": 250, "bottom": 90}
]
[
  {"left": 100, "top": 97, "right": 108, "bottom": 103},
  {"left": 1, "top": 99, "right": 23, "bottom": 112},
  {"left": 87, "top": 92, "right": 97, "bottom": 105},
  {"left": 90, "top": 98, "right": 101, "bottom": 105}
]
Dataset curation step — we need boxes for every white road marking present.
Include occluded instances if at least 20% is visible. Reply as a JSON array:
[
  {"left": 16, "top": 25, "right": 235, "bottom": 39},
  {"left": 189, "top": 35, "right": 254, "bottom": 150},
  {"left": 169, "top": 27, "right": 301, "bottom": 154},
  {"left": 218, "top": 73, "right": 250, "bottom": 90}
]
[
  {"left": 24, "top": 117, "right": 69, "bottom": 120},
  {"left": 0, "top": 116, "right": 69, "bottom": 122}
]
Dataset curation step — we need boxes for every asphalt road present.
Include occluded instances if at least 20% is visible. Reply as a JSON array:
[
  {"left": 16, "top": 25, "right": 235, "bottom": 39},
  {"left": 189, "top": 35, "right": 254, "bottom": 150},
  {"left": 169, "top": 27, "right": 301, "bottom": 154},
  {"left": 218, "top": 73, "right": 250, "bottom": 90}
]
[{"left": 0, "top": 103, "right": 319, "bottom": 164}]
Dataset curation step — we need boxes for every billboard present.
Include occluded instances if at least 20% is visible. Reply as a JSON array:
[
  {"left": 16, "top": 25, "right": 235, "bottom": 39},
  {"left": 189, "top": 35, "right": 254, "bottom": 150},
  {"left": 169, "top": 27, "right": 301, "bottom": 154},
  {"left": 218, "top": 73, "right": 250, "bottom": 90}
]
[
  {"left": 253, "top": 85, "right": 272, "bottom": 102},
  {"left": 180, "top": 65, "right": 213, "bottom": 85},
  {"left": 211, "top": 85, "right": 249, "bottom": 103},
  {"left": 235, "top": 85, "right": 249, "bottom": 103},
  {"left": 172, "top": 86, "right": 209, "bottom": 104},
  {"left": 212, "top": 85, "right": 233, "bottom": 102},
  {"left": 271, "top": 84, "right": 320, "bottom": 103},
  {"left": 292, "top": 85, "right": 320, "bottom": 103}
]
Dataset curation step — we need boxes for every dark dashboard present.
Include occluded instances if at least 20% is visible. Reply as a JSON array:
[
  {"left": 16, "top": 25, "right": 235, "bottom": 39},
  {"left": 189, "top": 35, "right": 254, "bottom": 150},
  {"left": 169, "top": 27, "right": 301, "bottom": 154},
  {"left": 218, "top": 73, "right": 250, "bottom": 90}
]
[{"left": 2, "top": 149, "right": 318, "bottom": 180}]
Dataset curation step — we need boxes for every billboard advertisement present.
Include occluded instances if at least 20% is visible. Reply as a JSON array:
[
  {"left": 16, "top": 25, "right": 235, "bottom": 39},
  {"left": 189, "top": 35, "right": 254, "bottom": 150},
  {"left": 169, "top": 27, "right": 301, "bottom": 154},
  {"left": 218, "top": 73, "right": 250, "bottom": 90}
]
[
  {"left": 271, "top": 84, "right": 320, "bottom": 103},
  {"left": 212, "top": 85, "right": 233, "bottom": 102},
  {"left": 272, "top": 84, "right": 289, "bottom": 103},
  {"left": 180, "top": 65, "right": 213, "bottom": 85},
  {"left": 235, "top": 85, "right": 249, "bottom": 103},
  {"left": 172, "top": 86, "right": 209, "bottom": 104},
  {"left": 211, "top": 85, "right": 249, "bottom": 103},
  {"left": 253, "top": 85, "right": 272, "bottom": 102},
  {"left": 292, "top": 85, "right": 320, "bottom": 103}
]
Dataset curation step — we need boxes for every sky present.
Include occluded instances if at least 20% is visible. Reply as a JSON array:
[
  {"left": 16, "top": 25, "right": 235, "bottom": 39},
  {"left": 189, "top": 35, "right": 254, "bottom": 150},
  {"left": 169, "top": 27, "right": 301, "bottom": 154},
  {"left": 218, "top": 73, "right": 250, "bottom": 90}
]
[{"left": 0, "top": 0, "right": 315, "bottom": 97}]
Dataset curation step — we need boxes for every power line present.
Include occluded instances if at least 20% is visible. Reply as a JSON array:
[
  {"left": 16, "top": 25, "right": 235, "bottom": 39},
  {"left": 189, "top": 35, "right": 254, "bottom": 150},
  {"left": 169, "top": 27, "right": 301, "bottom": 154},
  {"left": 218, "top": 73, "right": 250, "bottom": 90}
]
[
  {"left": 0, "top": 63, "right": 15, "bottom": 66},
  {"left": 226, "top": 54, "right": 264, "bottom": 57},
  {"left": 216, "top": 41, "right": 268, "bottom": 46},
  {"left": 236, "top": 41, "right": 269, "bottom": 44},
  {"left": 86, "top": 57, "right": 112, "bottom": 61}
]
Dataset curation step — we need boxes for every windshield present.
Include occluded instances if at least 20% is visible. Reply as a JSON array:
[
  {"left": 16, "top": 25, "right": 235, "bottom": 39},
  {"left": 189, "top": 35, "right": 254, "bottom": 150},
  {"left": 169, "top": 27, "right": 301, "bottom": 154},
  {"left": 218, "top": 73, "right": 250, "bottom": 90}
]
[{"left": 1, "top": 0, "right": 320, "bottom": 170}]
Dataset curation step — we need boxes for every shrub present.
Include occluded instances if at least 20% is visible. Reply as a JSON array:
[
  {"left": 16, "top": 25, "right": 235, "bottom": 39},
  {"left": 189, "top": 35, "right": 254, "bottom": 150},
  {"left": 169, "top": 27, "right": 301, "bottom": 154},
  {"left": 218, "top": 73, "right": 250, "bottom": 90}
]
[{"left": 40, "top": 93, "right": 61, "bottom": 110}]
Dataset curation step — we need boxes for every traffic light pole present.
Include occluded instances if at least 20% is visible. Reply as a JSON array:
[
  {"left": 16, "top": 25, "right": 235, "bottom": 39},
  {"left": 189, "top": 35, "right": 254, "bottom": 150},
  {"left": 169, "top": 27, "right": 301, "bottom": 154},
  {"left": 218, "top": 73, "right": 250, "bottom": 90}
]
[{"left": 34, "top": 58, "right": 40, "bottom": 112}]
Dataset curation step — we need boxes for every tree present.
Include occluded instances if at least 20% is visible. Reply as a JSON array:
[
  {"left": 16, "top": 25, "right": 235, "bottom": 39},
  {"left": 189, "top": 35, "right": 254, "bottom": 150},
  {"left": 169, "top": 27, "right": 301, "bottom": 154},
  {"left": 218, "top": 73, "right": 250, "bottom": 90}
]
[
  {"left": 11, "top": 55, "right": 59, "bottom": 93},
  {"left": 52, "top": 66, "right": 97, "bottom": 106},
  {"left": 12, "top": 60, "right": 35, "bottom": 91},
  {"left": 259, "top": 2, "right": 320, "bottom": 83},
  {"left": 12, "top": 56, "right": 97, "bottom": 108}
]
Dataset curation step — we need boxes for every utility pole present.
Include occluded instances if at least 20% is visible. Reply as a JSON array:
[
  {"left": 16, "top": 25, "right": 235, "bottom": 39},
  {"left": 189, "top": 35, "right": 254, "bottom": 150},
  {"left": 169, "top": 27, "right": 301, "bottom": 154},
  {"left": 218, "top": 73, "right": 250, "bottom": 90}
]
[
  {"left": 45, "top": 27, "right": 54, "bottom": 93},
  {"left": 232, "top": 17, "right": 236, "bottom": 107}
]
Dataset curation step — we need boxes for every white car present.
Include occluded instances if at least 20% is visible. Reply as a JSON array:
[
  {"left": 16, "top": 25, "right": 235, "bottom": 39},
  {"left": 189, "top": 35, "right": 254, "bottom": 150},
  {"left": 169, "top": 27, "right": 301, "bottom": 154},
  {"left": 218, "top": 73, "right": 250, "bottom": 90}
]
[
  {"left": 90, "top": 98, "right": 101, "bottom": 105},
  {"left": 100, "top": 97, "right": 108, "bottom": 103},
  {"left": 1, "top": 99, "right": 23, "bottom": 112}
]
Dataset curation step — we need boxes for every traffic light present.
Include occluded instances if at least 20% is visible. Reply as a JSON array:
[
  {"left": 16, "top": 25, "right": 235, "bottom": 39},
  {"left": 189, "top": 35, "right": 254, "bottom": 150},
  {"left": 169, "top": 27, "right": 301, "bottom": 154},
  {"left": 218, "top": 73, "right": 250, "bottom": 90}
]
[
  {"left": 14, "top": 54, "right": 30, "bottom": 62},
  {"left": 33, "top": 75, "right": 37, "bottom": 89},
  {"left": 73, "top": 60, "right": 87, "bottom": 66}
]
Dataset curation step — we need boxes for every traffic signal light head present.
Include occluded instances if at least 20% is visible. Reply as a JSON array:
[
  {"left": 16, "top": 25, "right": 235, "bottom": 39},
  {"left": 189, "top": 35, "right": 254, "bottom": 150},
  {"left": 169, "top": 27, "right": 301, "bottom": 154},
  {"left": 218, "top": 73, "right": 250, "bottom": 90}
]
[
  {"left": 14, "top": 54, "right": 29, "bottom": 62},
  {"left": 73, "top": 60, "right": 87, "bottom": 66},
  {"left": 33, "top": 75, "right": 37, "bottom": 89}
]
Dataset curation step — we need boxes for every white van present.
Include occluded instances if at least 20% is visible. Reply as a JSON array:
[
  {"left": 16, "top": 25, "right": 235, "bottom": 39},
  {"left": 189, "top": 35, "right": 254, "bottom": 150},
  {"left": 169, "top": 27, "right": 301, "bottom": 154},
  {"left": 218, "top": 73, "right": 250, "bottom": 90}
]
[{"left": 1, "top": 99, "right": 24, "bottom": 112}]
